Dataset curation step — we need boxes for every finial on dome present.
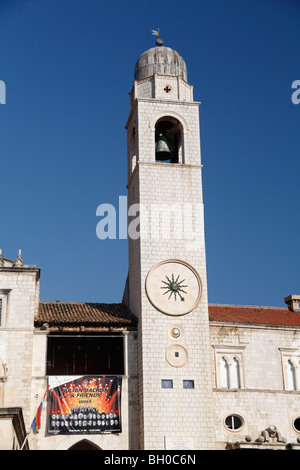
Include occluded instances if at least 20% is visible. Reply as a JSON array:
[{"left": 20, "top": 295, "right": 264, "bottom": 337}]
[{"left": 151, "top": 28, "right": 163, "bottom": 46}]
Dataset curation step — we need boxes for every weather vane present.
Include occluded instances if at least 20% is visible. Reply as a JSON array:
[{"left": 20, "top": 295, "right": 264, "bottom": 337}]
[{"left": 151, "top": 28, "right": 163, "bottom": 46}]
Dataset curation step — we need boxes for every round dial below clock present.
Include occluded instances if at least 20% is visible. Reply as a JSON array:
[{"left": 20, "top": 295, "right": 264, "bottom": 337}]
[{"left": 146, "top": 259, "right": 202, "bottom": 316}]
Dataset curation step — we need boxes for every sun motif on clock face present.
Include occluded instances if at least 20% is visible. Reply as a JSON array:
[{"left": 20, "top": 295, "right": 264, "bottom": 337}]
[
  {"left": 160, "top": 273, "right": 188, "bottom": 302},
  {"left": 146, "top": 260, "right": 202, "bottom": 316}
]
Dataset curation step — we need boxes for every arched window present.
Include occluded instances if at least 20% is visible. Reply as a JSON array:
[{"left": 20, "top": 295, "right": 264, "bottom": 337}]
[
  {"left": 155, "top": 117, "right": 183, "bottom": 163},
  {"left": 220, "top": 356, "right": 230, "bottom": 389},
  {"left": 287, "top": 360, "right": 296, "bottom": 391},
  {"left": 279, "top": 349, "right": 300, "bottom": 391},
  {"left": 214, "top": 346, "right": 245, "bottom": 389},
  {"left": 231, "top": 357, "right": 241, "bottom": 389}
]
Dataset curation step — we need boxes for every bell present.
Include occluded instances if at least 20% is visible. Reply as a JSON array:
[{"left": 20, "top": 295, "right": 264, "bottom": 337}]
[{"left": 155, "top": 134, "right": 172, "bottom": 161}]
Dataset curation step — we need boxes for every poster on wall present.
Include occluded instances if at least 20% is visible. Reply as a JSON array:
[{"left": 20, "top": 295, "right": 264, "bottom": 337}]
[{"left": 47, "top": 376, "right": 122, "bottom": 435}]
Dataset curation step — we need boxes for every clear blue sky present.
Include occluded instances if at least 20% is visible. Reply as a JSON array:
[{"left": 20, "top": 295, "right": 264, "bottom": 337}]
[{"left": 0, "top": 0, "right": 299, "bottom": 307}]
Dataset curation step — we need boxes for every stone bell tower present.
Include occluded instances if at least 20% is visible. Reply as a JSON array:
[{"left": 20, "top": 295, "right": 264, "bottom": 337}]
[{"left": 125, "top": 37, "right": 215, "bottom": 450}]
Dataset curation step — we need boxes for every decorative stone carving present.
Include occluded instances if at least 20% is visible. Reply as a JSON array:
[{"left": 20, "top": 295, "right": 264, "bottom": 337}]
[
  {"left": 257, "top": 425, "right": 287, "bottom": 443},
  {"left": 228, "top": 424, "right": 295, "bottom": 450},
  {"left": 13, "top": 249, "right": 24, "bottom": 267}
]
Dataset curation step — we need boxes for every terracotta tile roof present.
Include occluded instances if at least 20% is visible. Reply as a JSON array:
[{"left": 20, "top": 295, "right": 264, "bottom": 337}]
[
  {"left": 208, "top": 304, "right": 300, "bottom": 327},
  {"left": 36, "top": 302, "right": 137, "bottom": 328},
  {"left": 36, "top": 302, "right": 300, "bottom": 329}
]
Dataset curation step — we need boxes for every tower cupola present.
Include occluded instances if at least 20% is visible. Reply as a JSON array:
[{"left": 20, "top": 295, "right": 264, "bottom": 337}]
[
  {"left": 127, "top": 41, "right": 195, "bottom": 171},
  {"left": 134, "top": 46, "right": 187, "bottom": 81}
]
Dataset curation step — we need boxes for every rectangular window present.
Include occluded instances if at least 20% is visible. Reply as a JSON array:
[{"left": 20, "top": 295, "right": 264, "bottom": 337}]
[
  {"left": 183, "top": 380, "right": 194, "bottom": 389},
  {"left": 0, "top": 299, "right": 2, "bottom": 326},
  {"left": 46, "top": 335, "right": 124, "bottom": 375},
  {"left": 161, "top": 379, "right": 173, "bottom": 389}
]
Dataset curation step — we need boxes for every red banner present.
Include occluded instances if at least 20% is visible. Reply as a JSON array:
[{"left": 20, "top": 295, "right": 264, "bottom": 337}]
[{"left": 48, "top": 376, "right": 122, "bottom": 434}]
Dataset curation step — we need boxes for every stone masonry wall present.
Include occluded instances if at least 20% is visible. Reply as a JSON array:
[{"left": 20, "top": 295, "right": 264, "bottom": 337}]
[
  {"left": 210, "top": 323, "right": 300, "bottom": 449},
  {"left": 0, "top": 267, "right": 40, "bottom": 426}
]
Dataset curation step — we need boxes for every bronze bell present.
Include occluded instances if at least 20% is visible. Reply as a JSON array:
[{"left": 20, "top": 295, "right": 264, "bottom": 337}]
[{"left": 155, "top": 134, "right": 173, "bottom": 161}]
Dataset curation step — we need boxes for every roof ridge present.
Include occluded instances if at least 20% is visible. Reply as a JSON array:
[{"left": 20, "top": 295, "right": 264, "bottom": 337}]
[
  {"left": 208, "top": 303, "right": 287, "bottom": 310},
  {"left": 39, "top": 301, "right": 125, "bottom": 305}
]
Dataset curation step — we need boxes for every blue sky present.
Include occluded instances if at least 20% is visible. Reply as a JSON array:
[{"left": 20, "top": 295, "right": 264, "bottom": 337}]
[{"left": 0, "top": 0, "right": 299, "bottom": 307}]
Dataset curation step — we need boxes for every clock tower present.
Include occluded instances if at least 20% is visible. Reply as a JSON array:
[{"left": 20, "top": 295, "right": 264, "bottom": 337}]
[{"left": 125, "top": 38, "right": 215, "bottom": 450}]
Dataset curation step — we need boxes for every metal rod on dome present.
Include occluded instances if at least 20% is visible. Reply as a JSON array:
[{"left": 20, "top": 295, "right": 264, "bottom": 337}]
[{"left": 151, "top": 28, "right": 163, "bottom": 46}]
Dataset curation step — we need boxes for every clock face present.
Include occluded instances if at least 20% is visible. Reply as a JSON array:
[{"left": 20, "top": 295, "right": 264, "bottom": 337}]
[{"left": 145, "top": 260, "right": 202, "bottom": 316}]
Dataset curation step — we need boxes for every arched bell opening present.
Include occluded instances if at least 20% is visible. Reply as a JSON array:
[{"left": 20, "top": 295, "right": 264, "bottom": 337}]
[{"left": 155, "top": 117, "right": 183, "bottom": 164}]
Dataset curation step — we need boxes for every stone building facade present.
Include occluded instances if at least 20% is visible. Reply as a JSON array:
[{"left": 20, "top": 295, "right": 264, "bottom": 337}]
[{"left": 0, "top": 42, "right": 300, "bottom": 450}]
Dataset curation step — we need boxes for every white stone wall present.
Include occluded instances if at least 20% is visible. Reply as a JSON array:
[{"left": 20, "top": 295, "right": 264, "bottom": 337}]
[
  {"left": 0, "top": 418, "right": 20, "bottom": 449},
  {"left": 210, "top": 323, "right": 300, "bottom": 449},
  {"left": 134, "top": 75, "right": 193, "bottom": 102},
  {"left": 2, "top": 263, "right": 300, "bottom": 450},
  {"left": 0, "top": 267, "right": 39, "bottom": 426},
  {"left": 126, "top": 83, "right": 216, "bottom": 449},
  {"left": 135, "top": 164, "right": 215, "bottom": 450},
  {"left": 136, "top": 78, "right": 153, "bottom": 99},
  {"left": 136, "top": 99, "right": 201, "bottom": 166}
]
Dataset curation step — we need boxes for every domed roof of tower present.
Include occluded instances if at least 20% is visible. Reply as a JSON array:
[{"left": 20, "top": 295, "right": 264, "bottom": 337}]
[{"left": 134, "top": 45, "right": 187, "bottom": 81}]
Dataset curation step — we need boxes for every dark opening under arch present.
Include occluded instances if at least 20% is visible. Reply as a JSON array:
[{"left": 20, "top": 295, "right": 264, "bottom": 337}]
[
  {"left": 68, "top": 439, "right": 102, "bottom": 450},
  {"left": 155, "top": 117, "right": 183, "bottom": 163}
]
